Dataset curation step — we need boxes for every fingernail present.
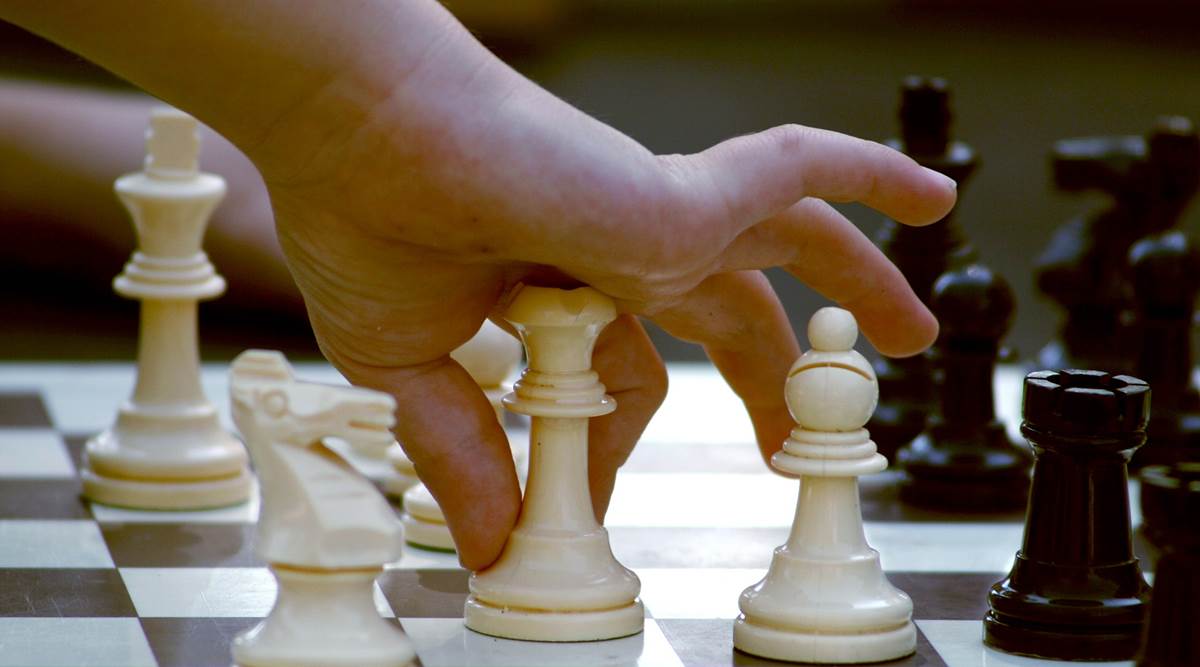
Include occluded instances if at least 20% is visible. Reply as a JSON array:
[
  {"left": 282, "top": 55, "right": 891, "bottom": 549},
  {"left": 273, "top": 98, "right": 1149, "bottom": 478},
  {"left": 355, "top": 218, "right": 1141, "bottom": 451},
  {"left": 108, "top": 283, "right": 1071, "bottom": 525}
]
[{"left": 927, "top": 168, "right": 957, "bottom": 191}]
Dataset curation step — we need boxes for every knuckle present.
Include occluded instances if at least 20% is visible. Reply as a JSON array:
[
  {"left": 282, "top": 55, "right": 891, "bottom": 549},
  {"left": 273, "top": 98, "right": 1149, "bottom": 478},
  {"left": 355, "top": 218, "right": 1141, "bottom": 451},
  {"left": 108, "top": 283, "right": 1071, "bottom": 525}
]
[{"left": 765, "top": 123, "right": 815, "bottom": 154}]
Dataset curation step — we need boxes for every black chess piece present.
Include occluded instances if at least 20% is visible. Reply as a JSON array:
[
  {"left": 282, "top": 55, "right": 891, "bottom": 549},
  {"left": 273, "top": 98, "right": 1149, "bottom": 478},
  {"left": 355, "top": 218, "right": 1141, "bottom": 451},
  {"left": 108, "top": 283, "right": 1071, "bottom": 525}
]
[
  {"left": 870, "top": 76, "right": 978, "bottom": 459},
  {"left": 1130, "top": 231, "right": 1200, "bottom": 468},
  {"left": 985, "top": 370, "right": 1151, "bottom": 661},
  {"left": 1136, "top": 463, "right": 1200, "bottom": 667},
  {"left": 897, "top": 264, "right": 1031, "bottom": 509},
  {"left": 1036, "top": 117, "right": 1200, "bottom": 374}
]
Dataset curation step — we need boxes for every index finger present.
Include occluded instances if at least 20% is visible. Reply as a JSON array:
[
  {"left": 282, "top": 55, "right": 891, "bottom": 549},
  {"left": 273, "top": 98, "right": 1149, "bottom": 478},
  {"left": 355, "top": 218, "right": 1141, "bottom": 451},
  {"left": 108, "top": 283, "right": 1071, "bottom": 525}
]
[
  {"left": 338, "top": 355, "right": 521, "bottom": 571},
  {"left": 687, "top": 124, "right": 957, "bottom": 232}
]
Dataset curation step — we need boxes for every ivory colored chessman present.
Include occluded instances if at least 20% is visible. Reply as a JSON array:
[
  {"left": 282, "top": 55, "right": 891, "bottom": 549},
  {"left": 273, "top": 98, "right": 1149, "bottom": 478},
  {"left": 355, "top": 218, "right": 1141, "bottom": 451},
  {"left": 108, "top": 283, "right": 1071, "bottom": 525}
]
[
  {"left": 396, "top": 319, "right": 525, "bottom": 552},
  {"left": 464, "top": 286, "right": 643, "bottom": 642},
  {"left": 82, "top": 107, "right": 252, "bottom": 510},
  {"left": 229, "top": 351, "right": 415, "bottom": 667},
  {"left": 734, "top": 307, "right": 916, "bottom": 664}
]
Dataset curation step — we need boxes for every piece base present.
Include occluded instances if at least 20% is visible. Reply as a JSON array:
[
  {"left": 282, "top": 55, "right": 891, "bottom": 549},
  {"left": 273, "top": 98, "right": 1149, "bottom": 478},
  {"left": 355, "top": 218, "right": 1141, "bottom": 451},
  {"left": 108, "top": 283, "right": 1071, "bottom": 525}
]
[
  {"left": 400, "top": 513, "right": 455, "bottom": 552},
  {"left": 733, "top": 616, "right": 916, "bottom": 664},
  {"left": 233, "top": 624, "right": 414, "bottom": 667},
  {"left": 464, "top": 596, "right": 644, "bottom": 642},
  {"left": 983, "top": 611, "right": 1143, "bottom": 661},
  {"left": 233, "top": 642, "right": 414, "bottom": 667},
  {"left": 81, "top": 466, "right": 253, "bottom": 510}
]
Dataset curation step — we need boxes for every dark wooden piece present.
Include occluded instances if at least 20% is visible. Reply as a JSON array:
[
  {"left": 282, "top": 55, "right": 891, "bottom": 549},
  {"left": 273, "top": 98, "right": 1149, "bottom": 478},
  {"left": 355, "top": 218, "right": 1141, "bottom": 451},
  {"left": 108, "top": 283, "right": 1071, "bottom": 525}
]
[
  {"left": 897, "top": 264, "right": 1031, "bottom": 509},
  {"left": 985, "top": 370, "right": 1151, "bottom": 661},
  {"left": 870, "top": 76, "right": 978, "bottom": 459},
  {"left": 1035, "top": 117, "right": 1200, "bottom": 374},
  {"left": 1136, "top": 463, "right": 1200, "bottom": 667},
  {"left": 1130, "top": 231, "right": 1200, "bottom": 468}
]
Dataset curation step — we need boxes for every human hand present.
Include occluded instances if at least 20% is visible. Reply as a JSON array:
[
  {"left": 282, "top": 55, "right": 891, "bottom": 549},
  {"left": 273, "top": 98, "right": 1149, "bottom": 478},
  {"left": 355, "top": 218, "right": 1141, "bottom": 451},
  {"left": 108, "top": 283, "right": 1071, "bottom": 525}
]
[
  {"left": 4, "top": 0, "right": 955, "bottom": 570},
  {"left": 262, "top": 31, "right": 954, "bottom": 570}
]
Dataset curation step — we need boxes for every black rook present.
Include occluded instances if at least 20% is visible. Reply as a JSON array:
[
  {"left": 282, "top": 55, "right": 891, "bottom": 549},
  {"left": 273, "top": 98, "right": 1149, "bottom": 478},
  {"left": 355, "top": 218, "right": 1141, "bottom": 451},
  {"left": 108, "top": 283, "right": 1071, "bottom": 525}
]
[
  {"left": 985, "top": 370, "right": 1151, "bottom": 660},
  {"left": 1137, "top": 463, "right": 1200, "bottom": 667}
]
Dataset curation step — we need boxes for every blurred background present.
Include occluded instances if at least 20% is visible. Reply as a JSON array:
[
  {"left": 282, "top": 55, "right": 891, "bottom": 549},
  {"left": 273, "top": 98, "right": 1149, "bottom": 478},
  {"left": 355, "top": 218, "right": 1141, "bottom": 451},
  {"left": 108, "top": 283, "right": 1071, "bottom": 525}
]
[{"left": 2, "top": 0, "right": 1199, "bottom": 363}]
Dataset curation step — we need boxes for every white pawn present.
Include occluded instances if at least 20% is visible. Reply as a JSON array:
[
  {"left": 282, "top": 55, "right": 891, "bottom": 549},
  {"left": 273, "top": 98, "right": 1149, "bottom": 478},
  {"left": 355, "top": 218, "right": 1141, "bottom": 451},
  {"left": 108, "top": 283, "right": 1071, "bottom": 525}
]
[
  {"left": 395, "top": 320, "right": 524, "bottom": 552},
  {"left": 734, "top": 307, "right": 915, "bottom": 664},
  {"left": 82, "top": 107, "right": 252, "bottom": 510},
  {"left": 464, "top": 286, "right": 642, "bottom": 642},
  {"left": 230, "top": 350, "right": 414, "bottom": 667}
]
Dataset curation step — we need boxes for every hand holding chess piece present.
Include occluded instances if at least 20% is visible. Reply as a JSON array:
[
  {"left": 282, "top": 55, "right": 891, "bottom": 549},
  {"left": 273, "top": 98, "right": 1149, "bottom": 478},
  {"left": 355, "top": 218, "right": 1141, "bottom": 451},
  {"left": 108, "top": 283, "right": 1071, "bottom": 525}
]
[
  {"left": 464, "top": 286, "right": 643, "bottom": 642},
  {"left": 230, "top": 351, "right": 414, "bottom": 667},
  {"left": 395, "top": 319, "right": 524, "bottom": 552},
  {"left": 735, "top": 307, "right": 915, "bottom": 664}
]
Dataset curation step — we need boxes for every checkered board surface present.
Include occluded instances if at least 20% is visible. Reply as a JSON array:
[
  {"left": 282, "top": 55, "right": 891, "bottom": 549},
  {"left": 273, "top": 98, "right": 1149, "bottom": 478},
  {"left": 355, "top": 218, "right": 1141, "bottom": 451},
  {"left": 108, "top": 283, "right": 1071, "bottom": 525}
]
[{"left": 0, "top": 362, "right": 1157, "bottom": 667}]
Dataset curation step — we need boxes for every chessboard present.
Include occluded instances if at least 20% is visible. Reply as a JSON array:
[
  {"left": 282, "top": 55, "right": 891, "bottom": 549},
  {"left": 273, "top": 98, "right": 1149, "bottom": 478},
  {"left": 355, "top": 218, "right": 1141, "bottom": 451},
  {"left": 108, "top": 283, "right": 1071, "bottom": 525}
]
[{"left": 0, "top": 361, "right": 1156, "bottom": 667}]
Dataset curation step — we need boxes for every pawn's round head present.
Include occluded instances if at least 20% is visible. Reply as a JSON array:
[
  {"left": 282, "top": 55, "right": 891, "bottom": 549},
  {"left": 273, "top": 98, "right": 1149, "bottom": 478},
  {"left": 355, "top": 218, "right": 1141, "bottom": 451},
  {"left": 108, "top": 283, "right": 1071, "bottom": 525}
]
[
  {"left": 808, "top": 307, "right": 859, "bottom": 351},
  {"left": 785, "top": 308, "right": 878, "bottom": 432}
]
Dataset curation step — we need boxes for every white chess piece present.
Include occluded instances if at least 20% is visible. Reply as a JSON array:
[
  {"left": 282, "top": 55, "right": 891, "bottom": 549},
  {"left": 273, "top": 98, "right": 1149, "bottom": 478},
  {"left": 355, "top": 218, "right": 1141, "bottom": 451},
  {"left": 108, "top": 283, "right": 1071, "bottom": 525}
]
[
  {"left": 734, "top": 307, "right": 916, "bottom": 664},
  {"left": 464, "top": 286, "right": 643, "bottom": 642},
  {"left": 396, "top": 319, "right": 524, "bottom": 552},
  {"left": 229, "top": 350, "right": 414, "bottom": 667},
  {"left": 82, "top": 107, "right": 252, "bottom": 510}
]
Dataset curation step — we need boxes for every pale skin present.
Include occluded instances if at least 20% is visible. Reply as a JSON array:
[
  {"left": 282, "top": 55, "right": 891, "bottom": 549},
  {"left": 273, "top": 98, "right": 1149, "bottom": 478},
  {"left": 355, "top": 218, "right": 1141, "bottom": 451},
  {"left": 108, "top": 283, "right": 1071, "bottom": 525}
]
[{"left": 3, "top": 1, "right": 955, "bottom": 570}]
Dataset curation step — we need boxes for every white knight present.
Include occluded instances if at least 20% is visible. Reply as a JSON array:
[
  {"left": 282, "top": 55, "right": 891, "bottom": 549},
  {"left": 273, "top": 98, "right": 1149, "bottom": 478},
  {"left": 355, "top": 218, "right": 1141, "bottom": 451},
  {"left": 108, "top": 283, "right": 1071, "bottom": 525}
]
[{"left": 229, "top": 350, "right": 413, "bottom": 667}]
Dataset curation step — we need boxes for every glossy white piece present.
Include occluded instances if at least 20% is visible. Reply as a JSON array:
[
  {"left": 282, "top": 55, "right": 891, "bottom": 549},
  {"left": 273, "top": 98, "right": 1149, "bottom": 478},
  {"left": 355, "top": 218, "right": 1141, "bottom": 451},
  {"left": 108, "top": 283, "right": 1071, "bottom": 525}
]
[
  {"left": 232, "top": 569, "right": 409, "bottom": 667},
  {"left": 229, "top": 350, "right": 414, "bottom": 667},
  {"left": 397, "top": 320, "right": 525, "bottom": 552},
  {"left": 734, "top": 307, "right": 916, "bottom": 664},
  {"left": 465, "top": 286, "right": 643, "bottom": 642},
  {"left": 400, "top": 482, "right": 454, "bottom": 551},
  {"left": 450, "top": 319, "right": 523, "bottom": 389},
  {"left": 82, "top": 107, "right": 252, "bottom": 510}
]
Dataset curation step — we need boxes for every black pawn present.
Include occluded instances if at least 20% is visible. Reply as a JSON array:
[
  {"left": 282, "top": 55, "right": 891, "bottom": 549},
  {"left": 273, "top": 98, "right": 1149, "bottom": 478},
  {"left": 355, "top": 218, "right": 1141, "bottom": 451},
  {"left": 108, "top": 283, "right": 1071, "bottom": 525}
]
[
  {"left": 1130, "top": 231, "right": 1200, "bottom": 468},
  {"left": 898, "top": 265, "right": 1031, "bottom": 509},
  {"left": 1036, "top": 117, "right": 1200, "bottom": 374},
  {"left": 1137, "top": 464, "right": 1200, "bottom": 667},
  {"left": 985, "top": 370, "right": 1151, "bottom": 660},
  {"left": 871, "top": 76, "right": 978, "bottom": 459}
]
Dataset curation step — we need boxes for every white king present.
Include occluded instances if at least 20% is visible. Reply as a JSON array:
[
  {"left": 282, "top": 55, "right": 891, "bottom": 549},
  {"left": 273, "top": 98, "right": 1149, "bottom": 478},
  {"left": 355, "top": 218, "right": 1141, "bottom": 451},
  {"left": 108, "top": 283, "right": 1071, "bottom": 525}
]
[
  {"left": 734, "top": 307, "right": 916, "bottom": 664},
  {"left": 82, "top": 107, "right": 252, "bottom": 510}
]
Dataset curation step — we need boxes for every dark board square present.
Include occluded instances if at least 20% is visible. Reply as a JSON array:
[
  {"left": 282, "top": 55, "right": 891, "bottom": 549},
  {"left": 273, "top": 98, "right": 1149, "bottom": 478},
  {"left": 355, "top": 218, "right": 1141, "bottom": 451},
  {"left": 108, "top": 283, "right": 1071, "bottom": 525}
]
[
  {"left": 0, "top": 479, "right": 90, "bottom": 519},
  {"left": 0, "top": 392, "right": 52, "bottom": 427},
  {"left": 63, "top": 434, "right": 88, "bottom": 472},
  {"left": 894, "top": 572, "right": 999, "bottom": 621},
  {"left": 140, "top": 617, "right": 259, "bottom": 667},
  {"left": 0, "top": 568, "right": 135, "bottom": 617},
  {"left": 102, "top": 523, "right": 260, "bottom": 568},
  {"left": 141, "top": 617, "right": 414, "bottom": 667},
  {"left": 379, "top": 568, "right": 469, "bottom": 618}
]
